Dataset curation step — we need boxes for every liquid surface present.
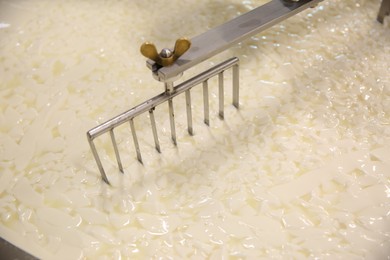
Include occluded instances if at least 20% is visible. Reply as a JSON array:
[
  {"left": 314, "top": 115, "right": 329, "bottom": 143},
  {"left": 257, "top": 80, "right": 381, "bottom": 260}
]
[{"left": 0, "top": 0, "right": 389, "bottom": 259}]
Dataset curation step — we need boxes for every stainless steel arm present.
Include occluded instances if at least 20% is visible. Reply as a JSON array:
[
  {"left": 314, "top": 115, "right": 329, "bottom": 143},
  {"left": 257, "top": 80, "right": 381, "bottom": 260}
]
[{"left": 148, "top": 0, "right": 324, "bottom": 82}]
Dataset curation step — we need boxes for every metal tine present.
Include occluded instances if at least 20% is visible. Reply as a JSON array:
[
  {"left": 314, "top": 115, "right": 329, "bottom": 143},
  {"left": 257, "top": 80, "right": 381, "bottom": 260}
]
[
  {"left": 109, "top": 129, "right": 123, "bottom": 173},
  {"left": 129, "top": 119, "right": 143, "bottom": 163},
  {"left": 218, "top": 71, "right": 224, "bottom": 119},
  {"left": 88, "top": 137, "right": 110, "bottom": 184},
  {"left": 185, "top": 90, "right": 193, "bottom": 135},
  {"left": 165, "top": 82, "right": 177, "bottom": 146},
  {"left": 233, "top": 64, "right": 240, "bottom": 108},
  {"left": 203, "top": 80, "right": 210, "bottom": 126},
  {"left": 168, "top": 99, "right": 177, "bottom": 145},
  {"left": 377, "top": 0, "right": 390, "bottom": 23},
  {"left": 149, "top": 108, "right": 161, "bottom": 153}
]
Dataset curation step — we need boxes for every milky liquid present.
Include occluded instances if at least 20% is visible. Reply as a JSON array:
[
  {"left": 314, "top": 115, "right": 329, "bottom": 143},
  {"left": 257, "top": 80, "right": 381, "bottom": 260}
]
[{"left": 0, "top": 0, "right": 389, "bottom": 259}]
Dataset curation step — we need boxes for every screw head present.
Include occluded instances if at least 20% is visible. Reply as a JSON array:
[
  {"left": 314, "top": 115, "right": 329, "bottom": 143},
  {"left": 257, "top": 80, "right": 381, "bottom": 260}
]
[{"left": 160, "top": 48, "right": 173, "bottom": 58}]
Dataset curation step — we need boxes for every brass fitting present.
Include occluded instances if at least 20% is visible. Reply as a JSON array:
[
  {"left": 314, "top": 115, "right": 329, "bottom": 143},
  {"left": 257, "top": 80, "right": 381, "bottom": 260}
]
[{"left": 140, "top": 38, "right": 191, "bottom": 67}]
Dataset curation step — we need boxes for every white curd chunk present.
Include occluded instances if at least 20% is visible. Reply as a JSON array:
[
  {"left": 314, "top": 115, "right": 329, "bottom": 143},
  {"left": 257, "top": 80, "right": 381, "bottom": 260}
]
[{"left": 0, "top": 0, "right": 389, "bottom": 259}]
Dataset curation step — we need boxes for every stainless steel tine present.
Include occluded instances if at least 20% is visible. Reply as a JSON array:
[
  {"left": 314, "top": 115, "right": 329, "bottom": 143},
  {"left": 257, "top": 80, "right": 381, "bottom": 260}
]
[
  {"left": 233, "top": 63, "right": 239, "bottom": 108},
  {"left": 109, "top": 129, "right": 123, "bottom": 173},
  {"left": 203, "top": 80, "right": 210, "bottom": 125},
  {"left": 149, "top": 108, "right": 161, "bottom": 153},
  {"left": 168, "top": 99, "right": 177, "bottom": 145},
  {"left": 87, "top": 136, "right": 110, "bottom": 184},
  {"left": 129, "top": 119, "right": 143, "bottom": 163},
  {"left": 185, "top": 90, "right": 194, "bottom": 135},
  {"left": 165, "top": 82, "right": 177, "bottom": 145},
  {"left": 377, "top": 0, "right": 390, "bottom": 23},
  {"left": 218, "top": 71, "right": 224, "bottom": 119}
]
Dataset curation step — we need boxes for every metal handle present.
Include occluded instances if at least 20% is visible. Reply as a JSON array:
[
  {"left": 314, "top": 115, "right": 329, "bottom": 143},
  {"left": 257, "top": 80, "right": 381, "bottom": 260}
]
[{"left": 146, "top": 0, "right": 324, "bottom": 82}]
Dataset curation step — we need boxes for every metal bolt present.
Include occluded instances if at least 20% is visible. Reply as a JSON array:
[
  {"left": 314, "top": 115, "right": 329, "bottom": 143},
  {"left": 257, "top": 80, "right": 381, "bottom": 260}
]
[{"left": 160, "top": 48, "right": 173, "bottom": 58}]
